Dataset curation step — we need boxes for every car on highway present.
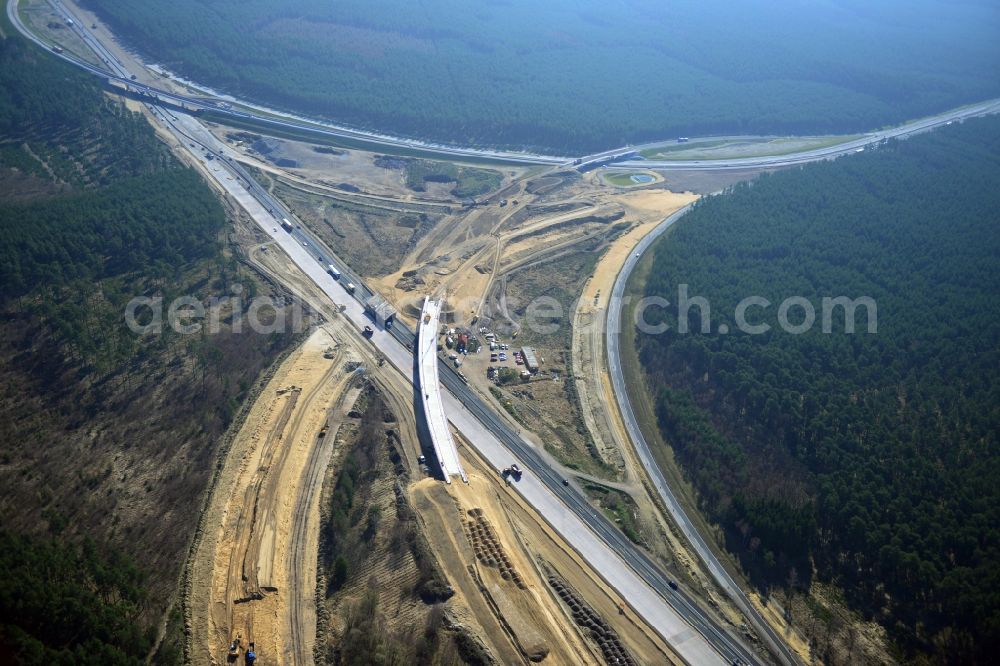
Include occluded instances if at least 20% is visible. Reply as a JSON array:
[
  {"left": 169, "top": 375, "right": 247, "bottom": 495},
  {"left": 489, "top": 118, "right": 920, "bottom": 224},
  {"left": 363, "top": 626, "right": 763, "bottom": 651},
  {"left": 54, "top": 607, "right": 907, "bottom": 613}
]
[{"left": 302, "top": 241, "right": 308, "bottom": 246}]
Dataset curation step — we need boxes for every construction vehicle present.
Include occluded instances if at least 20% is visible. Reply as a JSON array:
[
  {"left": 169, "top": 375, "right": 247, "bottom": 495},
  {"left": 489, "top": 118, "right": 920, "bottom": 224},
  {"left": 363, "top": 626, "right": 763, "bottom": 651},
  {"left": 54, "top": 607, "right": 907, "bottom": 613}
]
[
  {"left": 363, "top": 325, "right": 374, "bottom": 337},
  {"left": 227, "top": 637, "right": 241, "bottom": 662},
  {"left": 501, "top": 464, "right": 522, "bottom": 481},
  {"left": 345, "top": 282, "right": 356, "bottom": 294},
  {"left": 246, "top": 642, "right": 256, "bottom": 664}
]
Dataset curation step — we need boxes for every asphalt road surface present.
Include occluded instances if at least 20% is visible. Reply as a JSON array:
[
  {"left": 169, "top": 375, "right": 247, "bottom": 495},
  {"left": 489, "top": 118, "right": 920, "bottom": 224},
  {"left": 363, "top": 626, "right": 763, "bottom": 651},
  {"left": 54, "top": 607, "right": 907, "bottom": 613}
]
[
  {"left": 606, "top": 207, "right": 801, "bottom": 666},
  {"left": 12, "top": 1, "right": 1000, "bottom": 171},
  {"left": 140, "top": 109, "right": 750, "bottom": 665},
  {"left": 15, "top": 4, "right": 1000, "bottom": 663}
]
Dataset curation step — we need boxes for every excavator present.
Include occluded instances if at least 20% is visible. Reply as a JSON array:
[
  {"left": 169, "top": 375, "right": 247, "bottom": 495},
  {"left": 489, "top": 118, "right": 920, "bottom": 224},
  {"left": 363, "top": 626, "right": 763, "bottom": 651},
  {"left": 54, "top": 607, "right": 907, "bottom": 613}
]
[
  {"left": 227, "top": 637, "right": 240, "bottom": 662},
  {"left": 227, "top": 636, "right": 256, "bottom": 664}
]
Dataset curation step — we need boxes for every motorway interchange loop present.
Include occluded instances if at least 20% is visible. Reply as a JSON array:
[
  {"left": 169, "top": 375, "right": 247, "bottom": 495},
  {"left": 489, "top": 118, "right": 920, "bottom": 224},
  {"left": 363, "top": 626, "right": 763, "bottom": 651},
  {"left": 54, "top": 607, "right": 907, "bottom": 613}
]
[{"left": 14, "top": 2, "right": 1000, "bottom": 663}]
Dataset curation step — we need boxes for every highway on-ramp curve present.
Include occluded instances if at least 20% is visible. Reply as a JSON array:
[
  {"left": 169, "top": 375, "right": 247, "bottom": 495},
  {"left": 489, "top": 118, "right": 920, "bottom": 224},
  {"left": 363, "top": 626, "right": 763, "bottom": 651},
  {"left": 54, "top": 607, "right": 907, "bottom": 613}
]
[
  {"left": 20, "top": 4, "right": 999, "bottom": 663},
  {"left": 606, "top": 206, "right": 800, "bottom": 666},
  {"left": 10, "top": 1, "right": 1000, "bottom": 173},
  {"left": 121, "top": 102, "right": 757, "bottom": 665},
  {"left": 619, "top": 98, "right": 1000, "bottom": 171}
]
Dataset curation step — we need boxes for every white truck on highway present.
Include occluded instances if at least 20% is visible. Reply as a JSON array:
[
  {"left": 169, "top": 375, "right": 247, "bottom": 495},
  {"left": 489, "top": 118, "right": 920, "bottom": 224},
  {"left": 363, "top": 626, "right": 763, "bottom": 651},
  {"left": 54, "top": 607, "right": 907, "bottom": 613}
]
[
  {"left": 280, "top": 218, "right": 293, "bottom": 232},
  {"left": 327, "top": 264, "right": 341, "bottom": 279}
]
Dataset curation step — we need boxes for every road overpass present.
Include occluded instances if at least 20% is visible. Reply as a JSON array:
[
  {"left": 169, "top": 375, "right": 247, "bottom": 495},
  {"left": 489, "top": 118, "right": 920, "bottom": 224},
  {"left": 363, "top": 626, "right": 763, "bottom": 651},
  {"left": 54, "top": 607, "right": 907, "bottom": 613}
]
[
  {"left": 182, "top": 121, "right": 736, "bottom": 664},
  {"left": 13, "top": 1, "right": 999, "bottom": 174},
  {"left": 417, "top": 297, "right": 468, "bottom": 483}
]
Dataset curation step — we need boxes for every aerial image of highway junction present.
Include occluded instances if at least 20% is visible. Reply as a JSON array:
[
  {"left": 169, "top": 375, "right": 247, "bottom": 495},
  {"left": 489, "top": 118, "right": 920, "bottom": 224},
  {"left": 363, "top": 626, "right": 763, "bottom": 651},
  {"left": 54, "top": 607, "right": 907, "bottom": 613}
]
[{"left": 2, "top": 1, "right": 998, "bottom": 665}]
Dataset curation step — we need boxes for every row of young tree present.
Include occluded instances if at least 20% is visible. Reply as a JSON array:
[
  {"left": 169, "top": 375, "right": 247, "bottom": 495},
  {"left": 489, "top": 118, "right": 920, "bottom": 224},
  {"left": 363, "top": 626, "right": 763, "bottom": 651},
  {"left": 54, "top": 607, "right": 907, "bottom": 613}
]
[{"left": 637, "top": 116, "right": 1000, "bottom": 662}]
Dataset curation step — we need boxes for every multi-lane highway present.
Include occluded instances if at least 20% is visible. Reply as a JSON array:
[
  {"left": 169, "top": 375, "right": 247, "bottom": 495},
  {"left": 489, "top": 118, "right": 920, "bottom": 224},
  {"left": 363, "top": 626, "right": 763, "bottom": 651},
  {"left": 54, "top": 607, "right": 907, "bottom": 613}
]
[
  {"left": 11, "top": 0, "right": 1000, "bottom": 174},
  {"left": 618, "top": 98, "right": 1000, "bottom": 171},
  {"left": 15, "top": 3, "right": 1000, "bottom": 664},
  {"left": 9, "top": 0, "right": 565, "bottom": 166},
  {"left": 157, "top": 109, "right": 752, "bottom": 666}
]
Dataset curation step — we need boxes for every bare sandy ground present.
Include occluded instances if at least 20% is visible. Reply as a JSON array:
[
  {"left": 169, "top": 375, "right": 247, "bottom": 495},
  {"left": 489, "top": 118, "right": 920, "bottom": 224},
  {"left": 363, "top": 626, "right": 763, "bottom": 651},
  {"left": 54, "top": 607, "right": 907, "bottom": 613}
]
[
  {"left": 411, "top": 440, "right": 685, "bottom": 666},
  {"left": 570, "top": 188, "right": 696, "bottom": 474},
  {"left": 61, "top": 3, "right": 821, "bottom": 656},
  {"left": 570, "top": 186, "right": 819, "bottom": 661},
  {"left": 577, "top": 189, "right": 697, "bottom": 315},
  {"left": 188, "top": 325, "right": 361, "bottom": 665},
  {"left": 566, "top": 188, "right": 746, "bottom": 592},
  {"left": 567, "top": 188, "right": 756, "bottom": 600}
]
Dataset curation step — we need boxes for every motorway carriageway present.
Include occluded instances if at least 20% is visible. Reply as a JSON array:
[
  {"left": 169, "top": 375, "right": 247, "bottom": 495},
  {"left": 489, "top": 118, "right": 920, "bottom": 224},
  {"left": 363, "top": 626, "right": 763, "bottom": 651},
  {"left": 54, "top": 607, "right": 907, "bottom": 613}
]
[
  {"left": 14, "top": 4, "right": 772, "bottom": 662},
  {"left": 16, "top": 1, "right": 1000, "bottom": 174},
  {"left": 158, "top": 111, "right": 752, "bottom": 665},
  {"left": 605, "top": 207, "right": 797, "bottom": 666}
]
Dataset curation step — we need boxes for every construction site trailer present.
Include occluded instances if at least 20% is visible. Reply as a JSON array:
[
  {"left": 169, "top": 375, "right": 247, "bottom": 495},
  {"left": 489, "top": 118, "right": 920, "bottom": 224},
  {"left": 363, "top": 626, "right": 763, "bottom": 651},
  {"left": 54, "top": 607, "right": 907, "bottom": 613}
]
[{"left": 520, "top": 347, "right": 540, "bottom": 372}]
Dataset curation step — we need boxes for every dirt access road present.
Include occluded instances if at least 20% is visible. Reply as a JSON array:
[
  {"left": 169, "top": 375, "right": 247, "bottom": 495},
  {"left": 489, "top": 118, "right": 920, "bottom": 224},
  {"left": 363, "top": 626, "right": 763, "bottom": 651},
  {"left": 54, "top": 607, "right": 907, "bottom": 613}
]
[
  {"left": 571, "top": 185, "right": 814, "bottom": 660},
  {"left": 411, "top": 438, "right": 685, "bottom": 665},
  {"left": 187, "top": 323, "right": 362, "bottom": 665}
]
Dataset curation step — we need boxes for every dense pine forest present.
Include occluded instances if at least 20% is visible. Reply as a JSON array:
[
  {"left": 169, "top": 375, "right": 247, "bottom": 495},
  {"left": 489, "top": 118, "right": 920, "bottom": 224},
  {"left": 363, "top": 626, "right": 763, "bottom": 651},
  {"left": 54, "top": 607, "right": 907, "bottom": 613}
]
[
  {"left": 0, "top": 13, "right": 297, "bottom": 663},
  {"left": 0, "top": 531, "right": 151, "bottom": 665},
  {"left": 636, "top": 116, "right": 1000, "bottom": 662},
  {"left": 82, "top": 0, "right": 1000, "bottom": 151}
]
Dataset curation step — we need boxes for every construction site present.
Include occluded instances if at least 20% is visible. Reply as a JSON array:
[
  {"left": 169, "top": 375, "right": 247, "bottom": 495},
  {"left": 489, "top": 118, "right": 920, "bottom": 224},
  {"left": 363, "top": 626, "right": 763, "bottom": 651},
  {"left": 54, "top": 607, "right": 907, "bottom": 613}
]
[
  {"left": 13, "top": 1, "right": 993, "bottom": 664},
  {"left": 70, "top": 25, "right": 816, "bottom": 654},
  {"left": 169, "top": 111, "right": 806, "bottom": 664}
]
